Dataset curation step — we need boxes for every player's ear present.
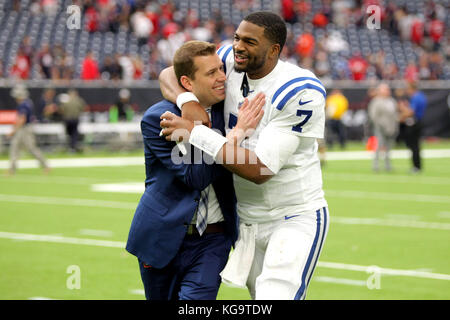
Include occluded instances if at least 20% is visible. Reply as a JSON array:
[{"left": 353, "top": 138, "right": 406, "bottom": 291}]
[
  {"left": 180, "top": 75, "right": 193, "bottom": 92},
  {"left": 270, "top": 43, "right": 281, "bottom": 59}
]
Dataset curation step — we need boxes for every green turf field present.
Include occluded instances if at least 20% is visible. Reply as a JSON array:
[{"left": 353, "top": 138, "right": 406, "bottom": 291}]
[{"left": 0, "top": 145, "right": 449, "bottom": 300}]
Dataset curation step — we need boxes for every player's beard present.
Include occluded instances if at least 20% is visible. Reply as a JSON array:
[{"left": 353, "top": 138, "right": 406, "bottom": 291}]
[{"left": 234, "top": 53, "right": 267, "bottom": 75}]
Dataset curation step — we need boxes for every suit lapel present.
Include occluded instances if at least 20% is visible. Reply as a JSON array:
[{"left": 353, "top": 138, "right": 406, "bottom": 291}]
[{"left": 210, "top": 101, "right": 225, "bottom": 135}]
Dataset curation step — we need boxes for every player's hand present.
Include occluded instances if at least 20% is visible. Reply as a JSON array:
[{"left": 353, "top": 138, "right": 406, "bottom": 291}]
[
  {"left": 181, "top": 101, "right": 211, "bottom": 128},
  {"left": 236, "top": 92, "right": 265, "bottom": 134},
  {"left": 160, "top": 111, "right": 195, "bottom": 142}
]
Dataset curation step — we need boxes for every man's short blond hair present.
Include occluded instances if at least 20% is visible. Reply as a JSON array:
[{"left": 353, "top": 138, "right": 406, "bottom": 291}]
[{"left": 173, "top": 41, "right": 217, "bottom": 88}]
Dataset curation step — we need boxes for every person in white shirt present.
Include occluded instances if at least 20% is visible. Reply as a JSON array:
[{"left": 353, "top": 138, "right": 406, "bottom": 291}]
[{"left": 159, "top": 11, "right": 329, "bottom": 300}]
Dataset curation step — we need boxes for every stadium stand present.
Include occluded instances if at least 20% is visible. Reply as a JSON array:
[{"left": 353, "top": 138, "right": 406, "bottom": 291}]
[{"left": 0, "top": 0, "right": 448, "bottom": 82}]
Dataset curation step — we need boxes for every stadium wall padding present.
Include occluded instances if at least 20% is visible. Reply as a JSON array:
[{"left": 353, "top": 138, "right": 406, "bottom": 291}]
[{"left": 0, "top": 85, "right": 448, "bottom": 138}]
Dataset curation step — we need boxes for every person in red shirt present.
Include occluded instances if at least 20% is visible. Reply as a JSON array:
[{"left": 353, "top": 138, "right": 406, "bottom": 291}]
[
  {"left": 281, "top": 0, "right": 297, "bottom": 23},
  {"left": 410, "top": 17, "right": 424, "bottom": 45},
  {"left": 403, "top": 60, "right": 419, "bottom": 82},
  {"left": 10, "top": 48, "right": 31, "bottom": 80},
  {"left": 428, "top": 12, "right": 444, "bottom": 50},
  {"left": 348, "top": 52, "right": 368, "bottom": 81},
  {"left": 81, "top": 51, "right": 100, "bottom": 80},
  {"left": 85, "top": 5, "right": 99, "bottom": 32},
  {"left": 312, "top": 12, "right": 328, "bottom": 28},
  {"left": 295, "top": 32, "right": 315, "bottom": 58}
]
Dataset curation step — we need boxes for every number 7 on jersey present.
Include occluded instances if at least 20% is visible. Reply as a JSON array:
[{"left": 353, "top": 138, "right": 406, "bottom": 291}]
[{"left": 292, "top": 109, "right": 312, "bottom": 133}]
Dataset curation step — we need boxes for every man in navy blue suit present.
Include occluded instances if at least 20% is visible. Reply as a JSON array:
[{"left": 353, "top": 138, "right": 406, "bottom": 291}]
[{"left": 126, "top": 41, "right": 264, "bottom": 300}]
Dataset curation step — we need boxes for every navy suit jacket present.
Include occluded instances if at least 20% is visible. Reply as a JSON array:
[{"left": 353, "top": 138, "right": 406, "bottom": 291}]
[{"left": 126, "top": 100, "right": 238, "bottom": 269}]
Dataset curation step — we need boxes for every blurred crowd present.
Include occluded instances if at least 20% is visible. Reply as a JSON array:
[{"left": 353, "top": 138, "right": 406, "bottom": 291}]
[
  {"left": 322, "top": 80, "right": 428, "bottom": 173},
  {"left": 2, "top": 0, "right": 449, "bottom": 81}
]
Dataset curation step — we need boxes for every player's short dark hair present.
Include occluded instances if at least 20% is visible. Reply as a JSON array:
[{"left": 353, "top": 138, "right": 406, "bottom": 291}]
[
  {"left": 173, "top": 40, "right": 217, "bottom": 87},
  {"left": 243, "top": 11, "right": 287, "bottom": 55}
]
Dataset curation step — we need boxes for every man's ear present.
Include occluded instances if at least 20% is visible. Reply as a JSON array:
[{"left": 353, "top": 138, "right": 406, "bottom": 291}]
[
  {"left": 270, "top": 44, "right": 281, "bottom": 58},
  {"left": 180, "top": 75, "right": 193, "bottom": 92}
]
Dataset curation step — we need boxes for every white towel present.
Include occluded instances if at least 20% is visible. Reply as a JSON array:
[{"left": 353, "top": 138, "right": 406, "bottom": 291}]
[{"left": 220, "top": 223, "right": 257, "bottom": 288}]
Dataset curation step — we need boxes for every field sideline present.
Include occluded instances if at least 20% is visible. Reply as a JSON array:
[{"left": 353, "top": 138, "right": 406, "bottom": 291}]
[{"left": 0, "top": 146, "right": 449, "bottom": 300}]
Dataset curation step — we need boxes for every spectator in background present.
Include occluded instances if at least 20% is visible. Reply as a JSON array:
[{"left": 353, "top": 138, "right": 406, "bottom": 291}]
[
  {"left": 148, "top": 49, "right": 167, "bottom": 80},
  {"left": 312, "top": 11, "right": 328, "bottom": 28},
  {"left": 281, "top": 0, "right": 297, "bottom": 24},
  {"left": 56, "top": 90, "right": 86, "bottom": 153},
  {"left": 295, "top": 30, "right": 315, "bottom": 59},
  {"left": 157, "top": 22, "right": 188, "bottom": 66},
  {"left": 314, "top": 50, "right": 331, "bottom": 80},
  {"left": 41, "top": 0, "right": 57, "bottom": 16},
  {"left": 295, "top": 0, "right": 311, "bottom": 23},
  {"left": 404, "top": 60, "right": 419, "bottom": 81},
  {"left": 410, "top": 16, "right": 425, "bottom": 46},
  {"left": 19, "top": 36, "right": 34, "bottom": 67},
  {"left": 368, "top": 83, "right": 399, "bottom": 172},
  {"left": 132, "top": 55, "right": 144, "bottom": 80},
  {"left": 428, "top": 51, "right": 444, "bottom": 80},
  {"left": 6, "top": 85, "right": 49, "bottom": 175},
  {"left": 109, "top": 88, "right": 134, "bottom": 122},
  {"left": 36, "top": 88, "right": 57, "bottom": 123},
  {"left": 118, "top": 54, "right": 135, "bottom": 83},
  {"left": 101, "top": 55, "right": 123, "bottom": 81},
  {"left": 398, "top": 81, "right": 428, "bottom": 173},
  {"left": 81, "top": 51, "right": 100, "bottom": 80},
  {"left": 325, "top": 89, "right": 349, "bottom": 149},
  {"left": 130, "top": 4, "right": 153, "bottom": 47},
  {"left": 10, "top": 48, "right": 31, "bottom": 80},
  {"left": 348, "top": 51, "right": 368, "bottom": 81},
  {"left": 427, "top": 12, "right": 444, "bottom": 51},
  {"left": 52, "top": 45, "right": 74, "bottom": 81},
  {"left": 85, "top": 4, "right": 99, "bottom": 33},
  {"left": 418, "top": 52, "right": 431, "bottom": 80},
  {"left": 37, "top": 44, "right": 53, "bottom": 79}
]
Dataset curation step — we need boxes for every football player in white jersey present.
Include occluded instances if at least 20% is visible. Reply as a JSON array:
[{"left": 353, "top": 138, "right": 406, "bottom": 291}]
[{"left": 159, "top": 12, "right": 329, "bottom": 300}]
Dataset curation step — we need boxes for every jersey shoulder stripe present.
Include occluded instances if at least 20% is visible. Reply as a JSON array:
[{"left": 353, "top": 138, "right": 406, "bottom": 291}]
[
  {"left": 217, "top": 44, "right": 233, "bottom": 74},
  {"left": 272, "top": 77, "right": 325, "bottom": 104},
  {"left": 274, "top": 83, "right": 327, "bottom": 111}
]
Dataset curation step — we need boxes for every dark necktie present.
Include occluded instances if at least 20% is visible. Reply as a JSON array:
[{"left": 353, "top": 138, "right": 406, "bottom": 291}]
[{"left": 241, "top": 74, "right": 249, "bottom": 97}]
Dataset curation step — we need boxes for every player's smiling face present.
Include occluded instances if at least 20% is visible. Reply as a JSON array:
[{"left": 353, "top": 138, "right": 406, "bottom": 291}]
[{"left": 233, "top": 21, "right": 275, "bottom": 79}]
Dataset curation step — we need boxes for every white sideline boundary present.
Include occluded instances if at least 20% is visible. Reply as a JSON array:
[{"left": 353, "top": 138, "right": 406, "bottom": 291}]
[
  {"left": 0, "top": 149, "right": 449, "bottom": 169},
  {"left": 0, "top": 231, "right": 449, "bottom": 282}
]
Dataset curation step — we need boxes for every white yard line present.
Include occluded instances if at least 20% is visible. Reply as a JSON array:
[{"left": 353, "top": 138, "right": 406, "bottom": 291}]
[
  {"left": 0, "top": 231, "right": 125, "bottom": 248},
  {"left": 325, "top": 149, "right": 450, "bottom": 161},
  {"left": 0, "top": 194, "right": 136, "bottom": 210},
  {"left": 325, "top": 190, "right": 450, "bottom": 204},
  {"left": 332, "top": 216, "right": 450, "bottom": 230},
  {"left": 317, "top": 262, "right": 450, "bottom": 281},
  {"left": 313, "top": 276, "right": 367, "bottom": 287},
  {"left": 324, "top": 173, "right": 450, "bottom": 185},
  {"left": 0, "top": 231, "right": 449, "bottom": 282},
  {"left": 0, "top": 148, "right": 449, "bottom": 169},
  {"left": 78, "top": 229, "right": 114, "bottom": 238},
  {"left": 0, "top": 157, "right": 144, "bottom": 169}
]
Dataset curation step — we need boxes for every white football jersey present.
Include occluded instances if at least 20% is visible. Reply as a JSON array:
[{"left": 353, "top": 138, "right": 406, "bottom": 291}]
[{"left": 217, "top": 44, "right": 328, "bottom": 223}]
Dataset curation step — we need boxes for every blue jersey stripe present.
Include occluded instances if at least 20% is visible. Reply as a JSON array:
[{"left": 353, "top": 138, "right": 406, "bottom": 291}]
[
  {"left": 295, "top": 208, "right": 322, "bottom": 300},
  {"left": 221, "top": 46, "right": 233, "bottom": 74},
  {"left": 272, "top": 77, "right": 325, "bottom": 104},
  {"left": 217, "top": 45, "right": 227, "bottom": 55},
  {"left": 275, "top": 83, "right": 327, "bottom": 111}
]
